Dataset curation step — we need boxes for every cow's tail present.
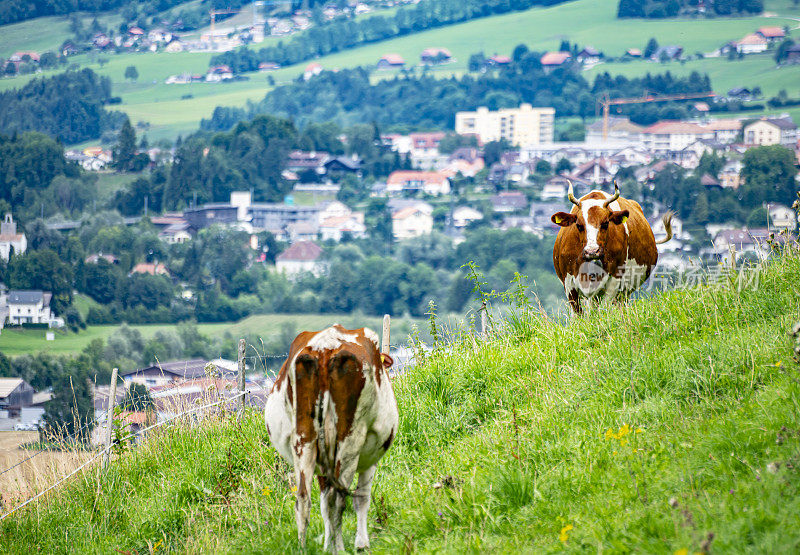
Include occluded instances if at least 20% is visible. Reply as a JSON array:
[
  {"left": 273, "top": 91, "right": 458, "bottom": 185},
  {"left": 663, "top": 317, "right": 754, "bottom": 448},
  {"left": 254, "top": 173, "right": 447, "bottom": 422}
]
[
  {"left": 317, "top": 352, "right": 357, "bottom": 496},
  {"left": 655, "top": 211, "right": 674, "bottom": 245}
]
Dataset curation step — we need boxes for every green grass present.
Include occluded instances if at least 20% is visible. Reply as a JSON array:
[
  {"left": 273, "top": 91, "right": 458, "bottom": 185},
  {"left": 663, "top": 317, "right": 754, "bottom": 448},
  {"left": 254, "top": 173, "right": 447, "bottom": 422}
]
[
  {"left": 584, "top": 52, "right": 800, "bottom": 100},
  {"left": 2, "top": 246, "right": 799, "bottom": 551},
  {"left": 0, "top": 313, "right": 425, "bottom": 357},
  {"left": 0, "top": 11, "right": 124, "bottom": 59}
]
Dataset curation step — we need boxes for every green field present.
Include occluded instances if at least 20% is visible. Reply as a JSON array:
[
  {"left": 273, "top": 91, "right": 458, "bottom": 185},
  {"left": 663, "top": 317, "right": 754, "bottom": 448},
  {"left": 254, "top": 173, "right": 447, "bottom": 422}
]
[
  {"left": 585, "top": 52, "right": 800, "bottom": 100},
  {"left": 2, "top": 245, "right": 799, "bottom": 551},
  {"left": 0, "top": 0, "right": 798, "bottom": 142},
  {"left": 0, "top": 313, "right": 426, "bottom": 357}
]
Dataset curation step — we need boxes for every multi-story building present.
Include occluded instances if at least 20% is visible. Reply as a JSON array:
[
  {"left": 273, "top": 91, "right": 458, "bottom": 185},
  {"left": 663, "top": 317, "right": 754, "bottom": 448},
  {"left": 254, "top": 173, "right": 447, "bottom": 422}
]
[
  {"left": 743, "top": 117, "right": 798, "bottom": 147},
  {"left": 248, "top": 204, "right": 321, "bottom": 234},
  {"left": 455, "top": 103, "right": 555, "bottom": 146}
]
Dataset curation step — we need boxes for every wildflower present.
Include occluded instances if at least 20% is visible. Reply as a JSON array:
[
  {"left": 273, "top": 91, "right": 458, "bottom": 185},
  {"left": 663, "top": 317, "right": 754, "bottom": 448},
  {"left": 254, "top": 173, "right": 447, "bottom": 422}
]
[
  {"left": 153, "top": 539, "right": 164, "bottom": 552},
  {"left": 674, "top": 549, "right": 688, "bottom": 555},
  {"left": 774, "top": 361, "right": 782, "bottom": 367},
  {"left": 262, "top": 487, "right": 271, "bottom": 496},
  {"left": 291, "top": 486, "right": 298, "bottom": 492},
  {"left": 558, "top": 524, "right": 573, "bottom": 543},
  {"left": 635, "top": 428, "right": 644, "bottom": 434}
]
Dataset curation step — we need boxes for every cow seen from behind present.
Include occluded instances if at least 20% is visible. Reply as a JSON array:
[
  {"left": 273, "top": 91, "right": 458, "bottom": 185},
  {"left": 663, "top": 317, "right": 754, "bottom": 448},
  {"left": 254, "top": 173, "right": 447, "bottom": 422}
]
[
  {"left": 264, "top": 324, "right": 398, "bottom": 553},
  {"left": 551, "top": 181, "right": 673, "bottom": 313}
]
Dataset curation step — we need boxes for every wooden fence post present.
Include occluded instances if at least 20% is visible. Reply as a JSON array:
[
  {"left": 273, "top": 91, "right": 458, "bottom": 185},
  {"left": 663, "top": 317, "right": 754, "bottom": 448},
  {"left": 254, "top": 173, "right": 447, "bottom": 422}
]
[
  {"left": 481, "top": 301, "right": 488, "bottom": 340},
  {"left": 381, "top": 314, "right": 391, "bottom": 355},
  {"left": 238, "top": 339, "right": 246, "bottom": 413},
  {"left": 103, "top": 367, "right": 118, "bottom": 468}
]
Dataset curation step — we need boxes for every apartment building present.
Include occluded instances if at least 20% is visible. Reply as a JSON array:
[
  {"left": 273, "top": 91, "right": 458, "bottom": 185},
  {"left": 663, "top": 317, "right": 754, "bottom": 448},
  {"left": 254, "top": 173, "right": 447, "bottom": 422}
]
[{"left": 455, "top": 103, "right": 555, "bottom": 146}]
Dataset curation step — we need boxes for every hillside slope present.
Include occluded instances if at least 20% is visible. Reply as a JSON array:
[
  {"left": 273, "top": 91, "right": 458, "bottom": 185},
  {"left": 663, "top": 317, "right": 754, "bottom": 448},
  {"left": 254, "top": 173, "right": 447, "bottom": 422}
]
[
  {"left": 1, "top": 0, "right": 797, "bottom": 142},
  {"left": 2, "top": 250, "right": 800, "bottom": 552}
]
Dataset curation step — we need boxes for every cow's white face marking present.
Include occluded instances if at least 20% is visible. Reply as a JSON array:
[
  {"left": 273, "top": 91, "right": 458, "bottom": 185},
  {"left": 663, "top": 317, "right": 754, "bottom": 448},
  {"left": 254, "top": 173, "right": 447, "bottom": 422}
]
[
  {"left": 308, "top": 327, "right": 359, "bottom": 351},
  {"left": 363, "top": 328, "right": 379, "bottom": 347},
  {"left": 580, "top": 191, "right": 628, "bottom": 252}
]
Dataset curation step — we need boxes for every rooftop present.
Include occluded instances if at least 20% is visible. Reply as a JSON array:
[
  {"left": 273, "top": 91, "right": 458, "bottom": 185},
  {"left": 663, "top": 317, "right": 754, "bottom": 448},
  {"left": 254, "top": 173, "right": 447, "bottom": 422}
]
[
  {"left": 540, "top": 51, "right": 571, "bottom": 66},
  {"left": 276, "top": 241, "right": 323, "bottom": 262}
]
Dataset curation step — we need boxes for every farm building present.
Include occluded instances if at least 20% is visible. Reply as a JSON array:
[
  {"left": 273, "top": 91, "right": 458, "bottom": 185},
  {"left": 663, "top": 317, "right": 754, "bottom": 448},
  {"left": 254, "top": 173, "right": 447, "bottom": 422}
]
[{"left": 377, "top": 54, "right": 405, "bottom": 69}]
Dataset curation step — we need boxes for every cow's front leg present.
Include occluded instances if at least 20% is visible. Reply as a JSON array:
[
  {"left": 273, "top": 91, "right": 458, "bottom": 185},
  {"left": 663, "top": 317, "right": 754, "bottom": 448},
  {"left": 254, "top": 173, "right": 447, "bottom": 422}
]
[
  {"left": 353, "top": 465, "right": 377, "bottom": 551},
  {"left": 293, "top": 440, "right": 316, "bottom": 548}
]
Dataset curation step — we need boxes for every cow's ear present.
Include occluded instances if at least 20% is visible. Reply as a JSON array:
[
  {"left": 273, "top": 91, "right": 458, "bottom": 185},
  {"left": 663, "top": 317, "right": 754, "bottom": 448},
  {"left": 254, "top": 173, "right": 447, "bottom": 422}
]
[
  {"left": 610, "top": 210, "right": 629, "bottom": 225},
  {"left": 551, "top": 212, "right": 577, "bottom": 227},
  {"left": 380, "top": 354, "right": 393, "bottom": 368}
]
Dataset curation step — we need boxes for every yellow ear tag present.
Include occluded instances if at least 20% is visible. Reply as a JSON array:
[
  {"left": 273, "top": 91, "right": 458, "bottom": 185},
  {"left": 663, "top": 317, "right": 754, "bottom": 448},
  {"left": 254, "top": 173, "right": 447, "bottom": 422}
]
[
  {"left": 621, "top": 215, "right": 628, "bottom": 224},
  {"left": 554, "top": 215, "right": 562, "bottom": 224}
]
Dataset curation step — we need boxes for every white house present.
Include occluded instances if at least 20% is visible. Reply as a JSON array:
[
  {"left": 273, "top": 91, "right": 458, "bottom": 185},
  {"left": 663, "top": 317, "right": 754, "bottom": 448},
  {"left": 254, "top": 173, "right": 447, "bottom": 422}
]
[
  {"left": 452, "top": 206, "right": 483, "bottom": 228},
  {"left": 392, "top": 205, "right": 433, "bottom": 239},
  {"left": 0, "top": 214, "right": 26, "bottom": 261},
  {"left": 275, "top": 241, "right": 325, "bottom": 276},
  {"left": 6, "top": 290, "right": 53, "bottom": 326},
  {"left": 386, "top": 170, "right": 451, "bottom": 196},
  {"left": 768, "top": 204, "right": 797, "bottom": 230}
]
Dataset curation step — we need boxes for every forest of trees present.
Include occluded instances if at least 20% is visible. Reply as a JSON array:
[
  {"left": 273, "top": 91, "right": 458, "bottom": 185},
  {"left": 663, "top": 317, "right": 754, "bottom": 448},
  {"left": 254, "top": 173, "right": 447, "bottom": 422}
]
[
  {"left": 0, "top": 69, "right": 123, "bottom": 144},
  {"left": 617, "top": 0, "right": 762, "bottom": 18},
  {"left": 203, "top": 52, "right": 712, "bottom": 132},
  {"left": 210, "top": 0, "right": 570, "bottom": 73}
]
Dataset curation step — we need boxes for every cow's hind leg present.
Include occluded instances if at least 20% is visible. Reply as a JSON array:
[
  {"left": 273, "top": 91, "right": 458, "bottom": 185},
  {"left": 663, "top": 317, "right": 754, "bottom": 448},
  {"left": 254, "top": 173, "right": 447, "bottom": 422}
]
[
  {"left": 353, "top": 464, "right": 377, "bottom": 550},
  {"left": 319, "top": 476, "right": 339, "bottom": 553},
  {"left": 293, "top": 443, "right": 317, "bottom": 548}
]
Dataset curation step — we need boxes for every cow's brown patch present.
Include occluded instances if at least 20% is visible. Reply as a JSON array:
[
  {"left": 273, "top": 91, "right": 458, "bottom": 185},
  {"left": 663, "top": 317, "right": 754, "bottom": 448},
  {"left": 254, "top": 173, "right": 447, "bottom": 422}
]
[
  {"left": 294, "top": 354, "right": 320, "bottom": 444},
  {"left": 299, "top": 470, "right": 308, "bottom": 498}
]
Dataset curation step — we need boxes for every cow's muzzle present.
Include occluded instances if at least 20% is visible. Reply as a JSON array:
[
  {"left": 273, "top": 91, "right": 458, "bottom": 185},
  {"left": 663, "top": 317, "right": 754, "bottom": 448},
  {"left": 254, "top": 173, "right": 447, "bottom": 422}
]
[{"left": 582, "top": 247, "right": 603, "bottom": 261}]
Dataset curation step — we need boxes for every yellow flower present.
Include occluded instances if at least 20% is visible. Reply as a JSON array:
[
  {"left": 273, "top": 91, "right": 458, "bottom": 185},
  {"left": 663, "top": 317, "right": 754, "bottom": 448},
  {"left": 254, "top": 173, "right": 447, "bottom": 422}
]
[
  {"left": 620, "top": 438, "right": 629, "bottom": 447},
  {"left": 635, "top": 428, "right": 644, "bottom": 434},
  {"left": 605, "top": 428, "right": 614, "bottom": 440},
  {"left": 291, "top": 486, "right": 298, "bottom": 493},
  {"left": 558, "top": 524, "right": 573, "bottom": 543},
  {"left": 618, "top": 424, "right": 631, "bottom": 437},
  {"left": 153, "top": 539, "right": 164, "bottom": 552},
  {"left": 674, "top": 549, "right": 688, "bottom": 555},
  {"left": 775, "top": 361, "right": 782, "bottom": 367},
  {"left": 262, "top": 487, "right": 271, "bottom": 496}
]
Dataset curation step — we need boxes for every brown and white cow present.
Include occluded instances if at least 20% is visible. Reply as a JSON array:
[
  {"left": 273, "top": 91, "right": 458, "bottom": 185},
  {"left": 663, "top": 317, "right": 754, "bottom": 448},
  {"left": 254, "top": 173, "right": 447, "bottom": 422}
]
[
  {"left": 551, "top": 181, "right": 673, "bottom": 313},
  {"left": 264, "top": 324, "right": 398, "bottom": 553}
]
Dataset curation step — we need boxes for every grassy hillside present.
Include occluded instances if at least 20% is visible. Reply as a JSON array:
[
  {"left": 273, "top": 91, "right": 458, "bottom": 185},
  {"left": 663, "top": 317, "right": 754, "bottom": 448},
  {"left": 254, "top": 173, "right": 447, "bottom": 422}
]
[
  {"left": 1, "top": 0, "right": 797, "bottom": 142},
  {"left": 2, "top": 248, "right": 799, "bottom": 551},
  {"left": 0, "top": 312, "right": 425, "bottom": 357}
]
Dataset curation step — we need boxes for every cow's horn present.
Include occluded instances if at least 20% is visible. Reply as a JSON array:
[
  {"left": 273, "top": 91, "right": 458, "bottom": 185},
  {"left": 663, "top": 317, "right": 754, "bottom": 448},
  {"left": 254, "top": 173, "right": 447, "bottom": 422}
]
[
  {"left": 603, "top": 181, "right": 620, "bottom": 208},
  {"left": 567, "top": 180, "right": 581, "bottom": 207}
]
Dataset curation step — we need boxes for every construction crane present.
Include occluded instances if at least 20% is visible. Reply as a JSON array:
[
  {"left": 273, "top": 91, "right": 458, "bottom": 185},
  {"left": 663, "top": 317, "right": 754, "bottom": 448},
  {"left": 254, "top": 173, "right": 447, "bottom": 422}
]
[
  {"left": 598, "top": 91, "right": 717, "bottom": 140},
  {"left": 209, "top": 8, "right": 239, "bottom": 37}
]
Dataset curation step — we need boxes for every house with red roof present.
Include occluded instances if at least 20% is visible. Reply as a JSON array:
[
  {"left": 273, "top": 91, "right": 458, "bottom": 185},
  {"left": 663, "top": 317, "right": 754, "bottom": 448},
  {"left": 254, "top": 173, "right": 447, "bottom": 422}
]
[
  {"left": 540, "top": 51, "right": 572, "bottom": 70},
  {"left": 377, "top": 54, "right": 405, "bottom": 69},
  {"left": 731, "top": 33, "right": 768, "bottom": 54},
  {"left": 304, "top": 62, "right": 323, "bottom": 80},
  {"left": 757, "top": 26, "right": 787, "bottom": 42},
  {"left": 276, "top": 241, "right": 325, "bottom": 276}
]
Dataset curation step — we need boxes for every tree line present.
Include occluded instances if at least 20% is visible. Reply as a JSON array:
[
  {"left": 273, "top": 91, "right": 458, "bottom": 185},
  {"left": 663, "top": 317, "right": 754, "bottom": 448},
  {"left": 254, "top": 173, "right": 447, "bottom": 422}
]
[
  {"left": 0, "top": 68, "right": 123, "bottom": 144},
  {"left": 203, "top": 51, "right": 713, "bottom": 132},
  {"left": 210, "top": 0, "right": 570, "bottom": 73},
  {"left": 617, "top": 0, "right": 762, "bottom": 18}
]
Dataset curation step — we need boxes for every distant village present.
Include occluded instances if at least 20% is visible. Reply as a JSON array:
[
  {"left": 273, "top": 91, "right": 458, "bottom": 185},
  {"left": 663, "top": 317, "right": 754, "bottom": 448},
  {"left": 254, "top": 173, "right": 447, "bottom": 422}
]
[{"left": 51, "top": 98, "right": 799, "bottom": 281}]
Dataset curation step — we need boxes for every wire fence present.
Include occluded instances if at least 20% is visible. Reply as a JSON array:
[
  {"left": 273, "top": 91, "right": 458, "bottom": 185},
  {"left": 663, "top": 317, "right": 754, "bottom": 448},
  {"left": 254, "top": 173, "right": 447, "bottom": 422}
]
[{"left": 0, "top": 392, "right": 247, "bottom": 522}]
